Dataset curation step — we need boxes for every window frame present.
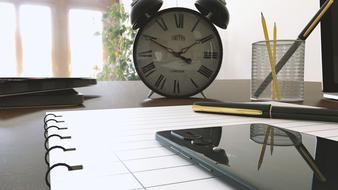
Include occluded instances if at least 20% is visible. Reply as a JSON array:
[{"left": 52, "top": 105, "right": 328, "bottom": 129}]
[{"left": 1, "top": 0, "right": 117, "bottom": 77}]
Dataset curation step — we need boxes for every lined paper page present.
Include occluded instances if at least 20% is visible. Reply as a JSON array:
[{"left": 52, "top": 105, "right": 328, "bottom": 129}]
[{"left": 45, "top": 105, "right": 338, "bottom": 190}]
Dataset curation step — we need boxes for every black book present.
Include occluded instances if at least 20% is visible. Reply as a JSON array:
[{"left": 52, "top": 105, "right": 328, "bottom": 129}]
[
  {"left": 0, "top": 78, "right": 97, "bottom": 97},
  {"left": 0, "top": 89, "right": 83, "bottom": 109}
]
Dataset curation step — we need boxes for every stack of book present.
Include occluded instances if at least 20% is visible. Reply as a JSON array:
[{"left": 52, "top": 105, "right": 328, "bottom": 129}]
[{"left": 0, "top": 78, "right": 97, "bottom": 109}]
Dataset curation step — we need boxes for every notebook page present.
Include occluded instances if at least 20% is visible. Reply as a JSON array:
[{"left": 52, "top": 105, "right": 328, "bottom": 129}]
[{"left": 45, "top": 105, "right": 338, "bottom": 190}]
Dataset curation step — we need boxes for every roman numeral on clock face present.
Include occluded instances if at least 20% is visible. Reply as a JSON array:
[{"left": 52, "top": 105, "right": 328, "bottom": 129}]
[
  {"left": 138, "top": 50, "right": 153, "bottom": 58},
  {"left": 190, "top": 78, "right": 199, "bottom": 88},
  {"left": 156, "top": 17, "right": 168, "bottom": 31},
  {"left": 198, "top": 65, "right": 213, "bottom": 79},
  {"left": 142, "top": 62, "right": 156, "bottom": 77},
  {"left": 173, "top": 80, "right": 180, "bottom": 94},
  {"left": 204, "top": 51, "right": 219, "bottom": 59},
  {"left": 191, "top": 19, "right": 200, "bottom": 32},
  {"left": 155, "top": 74, "right": 166, "bottom": 89},
  {"left": 174, "top": 14, "right": 184, "bottom": 28}
]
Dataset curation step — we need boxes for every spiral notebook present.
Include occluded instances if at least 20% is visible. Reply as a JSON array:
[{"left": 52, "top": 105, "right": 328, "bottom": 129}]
[{"left": 44, "top": 104, "right": 338, "bottom": 190}]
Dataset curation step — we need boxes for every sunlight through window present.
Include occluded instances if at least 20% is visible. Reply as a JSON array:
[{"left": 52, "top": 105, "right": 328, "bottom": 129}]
[
  {"left": 20, "top": 5, "right": 52, "bottom": 77},
  {"left": 0, "top": 3, "right": 16, "bottom": 77},
  {"left": 69, "top": 9, "right": 103, "bottom": 77}
]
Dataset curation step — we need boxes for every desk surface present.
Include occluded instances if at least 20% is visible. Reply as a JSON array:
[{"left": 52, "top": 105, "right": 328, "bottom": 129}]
[{"left": 0, "top": 80, "right": 337, "bottom": 190}]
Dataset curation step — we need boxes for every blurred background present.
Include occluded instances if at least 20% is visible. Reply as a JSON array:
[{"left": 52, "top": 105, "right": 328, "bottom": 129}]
[{"left": 0, "top": 0, "right": 322, "bottom": 81}]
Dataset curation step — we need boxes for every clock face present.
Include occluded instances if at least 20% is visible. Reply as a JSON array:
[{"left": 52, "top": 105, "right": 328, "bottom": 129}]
[{"left": 133, "top": 8, "right": 223, "bottom": 97}]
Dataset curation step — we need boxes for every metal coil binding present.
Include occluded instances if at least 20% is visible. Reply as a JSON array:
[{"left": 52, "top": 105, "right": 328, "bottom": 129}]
[
  {"left": 45, "top": 163, "right": 83, "bottom": 187},
  {"left": 44, "top": 113, "right": 83, "bottom": 188}
]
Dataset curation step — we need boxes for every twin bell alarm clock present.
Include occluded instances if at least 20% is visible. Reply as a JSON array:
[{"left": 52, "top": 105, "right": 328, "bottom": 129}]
[{"left": 131, "top": 0, "right": 229, "bottom": 98}]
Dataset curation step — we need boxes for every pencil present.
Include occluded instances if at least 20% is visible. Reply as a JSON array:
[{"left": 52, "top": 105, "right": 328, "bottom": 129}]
[
  {"left": 254, "top": 0, "right": 335, "bottom": 98},
  {"left": 258, "top": 126, "right": 271, "bottom": 170},
  {"left": 273, "top": 22, "right": 281, "bottom": 100},
  {"left": 297, "top": 144, "right": 327, "bottom": 182},
  {"left": 261, "top": 13, "right": 279, "bottom": 100},
  {"left": 302, "top": 0, "right": 335, "bottom": 38},
  {"left": 284, "top": 131, "right": 327, "bottom": 182}
]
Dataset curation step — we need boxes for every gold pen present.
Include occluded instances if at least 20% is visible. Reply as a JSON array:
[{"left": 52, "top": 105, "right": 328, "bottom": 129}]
[{"left": 193, "top": 101, "right": 338, "bottom": 123}]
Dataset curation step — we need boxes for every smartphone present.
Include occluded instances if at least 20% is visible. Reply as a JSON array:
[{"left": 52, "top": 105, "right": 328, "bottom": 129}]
[{"left": 156, "top": 123, "right": 338, "bottom": 190}]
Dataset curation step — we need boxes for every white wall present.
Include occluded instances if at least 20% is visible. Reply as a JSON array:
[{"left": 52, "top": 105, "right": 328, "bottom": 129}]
[{"left": 123, "top": 0, "right": 322, "bottom": 82}]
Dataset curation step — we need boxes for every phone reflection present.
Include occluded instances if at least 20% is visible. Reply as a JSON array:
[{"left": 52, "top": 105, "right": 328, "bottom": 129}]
[
  {"left": 171, "top": 127, "right": 229, "bottom": 166},
  {"left": 250, "top": 124, "right": 327, "bottom": 182}
]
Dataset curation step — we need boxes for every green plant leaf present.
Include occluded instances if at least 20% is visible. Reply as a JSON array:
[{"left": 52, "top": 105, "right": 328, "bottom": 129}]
[{"left": 96, "top": 3, "right": 139, "bottom": 81}]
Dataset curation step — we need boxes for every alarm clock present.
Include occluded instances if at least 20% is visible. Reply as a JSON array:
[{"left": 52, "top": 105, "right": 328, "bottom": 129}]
[{"left": 131, "top": 0, "right": 229, "bottom": 98}]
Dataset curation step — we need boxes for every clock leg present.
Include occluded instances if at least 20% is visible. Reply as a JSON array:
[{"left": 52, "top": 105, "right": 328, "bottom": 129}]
[
  {"left": 200, "top": 92, "right": 207, "bottom": 99},
  {"left": 147, "top": 90, "right": 155, "bottom": 99}
]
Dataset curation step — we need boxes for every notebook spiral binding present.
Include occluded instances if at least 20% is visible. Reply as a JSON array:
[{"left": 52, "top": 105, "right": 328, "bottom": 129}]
[{"left": 43, "top": 113, "right": 83, "bottom": 188}]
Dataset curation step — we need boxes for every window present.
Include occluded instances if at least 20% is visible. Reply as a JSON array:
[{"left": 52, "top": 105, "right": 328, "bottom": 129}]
[
  {"left": 0, "top": 3, "right": 16, "bottom": 76},
  {"left": 69, "top": 9, "right": 103, "bottom": 77},
  {"left": 0, "top": 0, "right": 113, "bottom": 77},
  {"left": 20, "top": 5, "right": 52, "bottom": 77}
]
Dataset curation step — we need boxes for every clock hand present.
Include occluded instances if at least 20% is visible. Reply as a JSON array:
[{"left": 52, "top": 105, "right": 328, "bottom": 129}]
[
  {"left": 145, "top": 36, "right": 192, "bottom": 64},
  {"left": 143, "top": 35, "right": 177, "bottom": 54},
  {"left": 151, "top": 40, "right": 192, "bottom": 64},
  {"left": 180, "top": 34, "right": 214, "bottom": 54},
  {"left": 149, "top": 38, "right": 176, "bottom": 54},
  {"left": 175, "top": 54, "right": 192, "bottom": 64}
]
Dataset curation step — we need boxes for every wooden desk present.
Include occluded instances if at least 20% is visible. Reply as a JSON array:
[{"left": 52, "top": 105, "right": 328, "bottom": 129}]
[{"left": 0, "top": 80, "right": 336, "bottom": 190}]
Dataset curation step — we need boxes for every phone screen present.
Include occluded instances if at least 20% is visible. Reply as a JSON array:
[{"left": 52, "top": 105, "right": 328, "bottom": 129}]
[{"left": 156, "top": 124, "right": 338, "bottom": 190}]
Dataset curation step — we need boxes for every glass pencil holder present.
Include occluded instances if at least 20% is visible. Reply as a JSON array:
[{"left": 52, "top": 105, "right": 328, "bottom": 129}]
[
  {"left": 251, "top": 40, "right": 305, "bottom": 102},
  {"left": 250, "top": 124, "right": 302, "bottom": 146}
]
